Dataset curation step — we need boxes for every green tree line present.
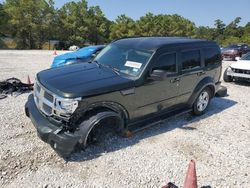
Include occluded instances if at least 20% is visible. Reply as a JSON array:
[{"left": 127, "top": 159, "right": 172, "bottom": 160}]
[{"left": 0, "top": 0, "right": 249, "bottom": 49}]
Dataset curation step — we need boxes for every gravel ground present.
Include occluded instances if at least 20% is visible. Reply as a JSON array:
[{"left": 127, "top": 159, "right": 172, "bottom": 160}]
[{"left": 0, "top": 50, "right": 249, "bottom": 188}]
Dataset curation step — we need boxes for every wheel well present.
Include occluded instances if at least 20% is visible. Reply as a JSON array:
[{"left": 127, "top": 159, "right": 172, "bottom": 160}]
[
  {"left": 83, "top": 110, "right": 124, "bottom": 146},
  {"left": 187, "top": 82, "right": 215, "bottom": 107},
  {"left": 83, "top": 106, "right": 126, "bottom": 132},
  {"left": 91, "top": 115, "right": 121, "bottom": 132},
  {"left": 84, "top": 107, "right": 116, "bottom": 118}
]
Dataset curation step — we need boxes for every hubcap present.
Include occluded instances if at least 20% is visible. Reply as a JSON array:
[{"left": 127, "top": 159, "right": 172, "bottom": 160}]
[{"left": 197, "top": 91, "right": 209, "bottom": 112}]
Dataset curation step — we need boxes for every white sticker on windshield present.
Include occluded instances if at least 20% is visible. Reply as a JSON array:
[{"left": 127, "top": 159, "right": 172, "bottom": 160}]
[{"left": 125, "top": 61, "right": 142, "bottom": 69}]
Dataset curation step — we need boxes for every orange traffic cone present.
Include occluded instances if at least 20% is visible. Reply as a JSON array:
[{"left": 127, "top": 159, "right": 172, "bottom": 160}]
[
  {"left": 53, "top": 50, "right": 57, "bottom": 55},
  {"left": 183, "top": 160, "right": 198, "bottom": 188},
  {"left": 27, "top": 75, "right": 31, "bottom": 85}
]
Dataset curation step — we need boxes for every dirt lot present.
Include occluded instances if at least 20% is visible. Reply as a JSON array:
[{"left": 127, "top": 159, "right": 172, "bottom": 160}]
[{"left": 0, "top": 50, "right": 249, "bottom": 188}]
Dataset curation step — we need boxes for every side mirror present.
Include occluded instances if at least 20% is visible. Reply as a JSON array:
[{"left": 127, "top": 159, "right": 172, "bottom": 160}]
[
  {"left": 235, "top": 57, "right": 240, "bottom": 61},
  {"left": 148, "top": 69, "right": 166, "bottom": 81}
]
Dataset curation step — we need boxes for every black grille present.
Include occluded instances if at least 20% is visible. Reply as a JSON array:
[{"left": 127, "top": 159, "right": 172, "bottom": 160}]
[
  {"left": 36, "top": 84, "right": 41, "bottom": 92},
  {"left": 43, "top": 103, "right": 52, "bottom": 114},
  {"left": 44, "top": 91, "right": 54, "bottom": 102},
  {"left": 232, "top": 68, "right": 250, "bottom": 75},
  {"left": 34, "top": 81, "right": 71, "bottom": 120},
  {"left": 36, "top": 97, "right": 39, "bottom": 105}
]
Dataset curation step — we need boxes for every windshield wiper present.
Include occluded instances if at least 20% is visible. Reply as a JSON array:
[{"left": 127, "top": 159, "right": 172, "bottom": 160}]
[
  {"left": 91, "top": 60, "right": 120, "bottom": 75},
  {"left": 92, "top": 60, "right": 101, "bottom": 68},
  {"left": 105, "top": 65, "right": 120, "bottom": 75}
]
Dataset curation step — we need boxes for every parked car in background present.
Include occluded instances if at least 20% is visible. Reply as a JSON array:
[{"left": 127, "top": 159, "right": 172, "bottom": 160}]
[
  {"left": 51, "top": 45, "right": 105, "bottom": 68},
  {"left": 222, "top": 44, "right": 250, "bottom": 61},
  {"left": 224, "top": 52, "right": 250, "bottom": 82},
  {"left": 25, "top": 37, "right": 224, "bottom": 157}
]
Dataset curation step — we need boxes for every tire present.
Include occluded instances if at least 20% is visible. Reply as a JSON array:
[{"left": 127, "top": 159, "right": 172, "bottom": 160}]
[
  {"left": 193, "top": 88, "right": 211, "bottom": 116},
  {"left": 223, "top": 68, "right": 233, "bottom": 82},
  {"left": 76, "top": 111, "right": 123, "bottom": 149},
  {"left": 215, "top": 85, "right": 227, "bottom": 97}
]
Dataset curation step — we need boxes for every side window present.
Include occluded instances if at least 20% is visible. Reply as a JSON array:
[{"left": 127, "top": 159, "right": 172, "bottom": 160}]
[
  {"left": 153, "top": 53, "right": 176, "bottom": 73},
  {"left": 181, "top": 50, "right": 201, "bottom": 70},
  {"left": 204, "top": 48, "right": 221, "bottom": 66}
]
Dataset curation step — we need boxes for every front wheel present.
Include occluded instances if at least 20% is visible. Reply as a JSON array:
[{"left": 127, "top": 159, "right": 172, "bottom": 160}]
[
  {"left": 76, "top": 111, "right": 123, "bottom": 150},
  {"left": 193, "top": 88, "right": 211, "bottom": 115}
]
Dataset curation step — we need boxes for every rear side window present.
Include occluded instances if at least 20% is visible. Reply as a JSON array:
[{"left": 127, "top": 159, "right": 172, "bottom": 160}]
[
  {"left": 181, "top": 50, "right": 201, "bottom": 70},
  {"left": 154, "top": 53, "right": 176, "bottom": 73},
  {"left": 204, "top": 48, "right": 221, "bottom": 66}
]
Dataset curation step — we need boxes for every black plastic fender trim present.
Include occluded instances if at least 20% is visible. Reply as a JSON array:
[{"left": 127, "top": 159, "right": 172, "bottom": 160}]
[{"left": 187, "top": 77, "right": 215, "bottom": 107}]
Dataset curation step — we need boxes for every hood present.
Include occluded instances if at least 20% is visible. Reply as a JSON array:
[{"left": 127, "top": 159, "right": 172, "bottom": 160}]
[
  {"left": 37, "top": 63, "right": 134, "bottom": 98},
  {"left": 230, "top": 61, "right": 250, "bottom": 70}
]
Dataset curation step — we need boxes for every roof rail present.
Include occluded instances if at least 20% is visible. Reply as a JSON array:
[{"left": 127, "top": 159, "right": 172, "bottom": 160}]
[{"left": 111, "top": 35, "right": 195, "bottom": 43}]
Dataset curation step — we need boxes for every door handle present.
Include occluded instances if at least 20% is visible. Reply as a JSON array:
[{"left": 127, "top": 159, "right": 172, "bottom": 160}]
[
  {"left": 170, "top": 78, "right": 180, "bottom": 83},
  {"left": 197, "top": 71, "right": 205, "bottom": 76}
]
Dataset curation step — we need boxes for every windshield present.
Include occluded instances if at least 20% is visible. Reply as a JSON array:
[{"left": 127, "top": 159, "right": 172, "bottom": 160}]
[
  {"left": 241, "top": 52, "right": 250, "bottom": 60},
  {"left": 94, "top": 44, "right": 154, "bottom": 77}
]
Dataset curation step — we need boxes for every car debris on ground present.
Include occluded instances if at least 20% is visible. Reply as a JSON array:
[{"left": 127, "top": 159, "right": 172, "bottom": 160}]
[{"left": 0, "top": 77, "right": 33, "bottom": 100}]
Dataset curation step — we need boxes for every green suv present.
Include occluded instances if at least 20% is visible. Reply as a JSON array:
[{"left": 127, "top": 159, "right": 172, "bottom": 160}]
[{"left": 25, "top": 37, "right": 223, "bottom": 157}]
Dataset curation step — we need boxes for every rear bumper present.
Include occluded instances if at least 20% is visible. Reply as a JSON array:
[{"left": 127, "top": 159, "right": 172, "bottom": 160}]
[{"left": 25, "top": 94, "right": 80, "bottom": 157}]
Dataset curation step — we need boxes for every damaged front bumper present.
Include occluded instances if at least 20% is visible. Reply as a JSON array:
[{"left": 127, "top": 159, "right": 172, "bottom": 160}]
[{"left": 25, "top": 94, "right": 80, "bottom": 157}]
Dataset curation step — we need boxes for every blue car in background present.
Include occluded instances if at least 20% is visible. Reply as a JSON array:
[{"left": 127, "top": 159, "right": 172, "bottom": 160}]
[{"left": 51, "top": 45, "right": 105, "bottom": 68}]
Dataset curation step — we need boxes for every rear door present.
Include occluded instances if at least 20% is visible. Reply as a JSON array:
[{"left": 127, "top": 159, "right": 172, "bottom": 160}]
[{"left": 177, "top": 49, "right": 205, "bottom": 103}]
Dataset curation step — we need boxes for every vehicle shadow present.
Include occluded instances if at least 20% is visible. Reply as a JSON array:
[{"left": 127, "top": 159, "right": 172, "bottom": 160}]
[
  {"left": 68, "top": 97, "right": 237, "bottom": 162},
  {"left": 232, "top": 81, "right": 250, "bottom": 87}
]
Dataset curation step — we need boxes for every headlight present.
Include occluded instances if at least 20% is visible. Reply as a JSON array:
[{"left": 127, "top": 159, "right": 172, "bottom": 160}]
[{"left": 55, "top": 97, "right": 81, "bottom": 116}]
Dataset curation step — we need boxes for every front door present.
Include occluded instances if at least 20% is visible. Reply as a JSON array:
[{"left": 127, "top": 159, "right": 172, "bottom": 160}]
[{"left": 131, "top": 52, "right": 181, "bottom": 119}]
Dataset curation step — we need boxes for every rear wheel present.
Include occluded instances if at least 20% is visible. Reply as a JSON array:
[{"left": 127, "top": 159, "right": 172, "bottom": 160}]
[
  {"left": 193, "top": 88, "right": 211, "bottom": 115},
  {"left": 223, "top": 68, "right": 233, "bottom": 82}
]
